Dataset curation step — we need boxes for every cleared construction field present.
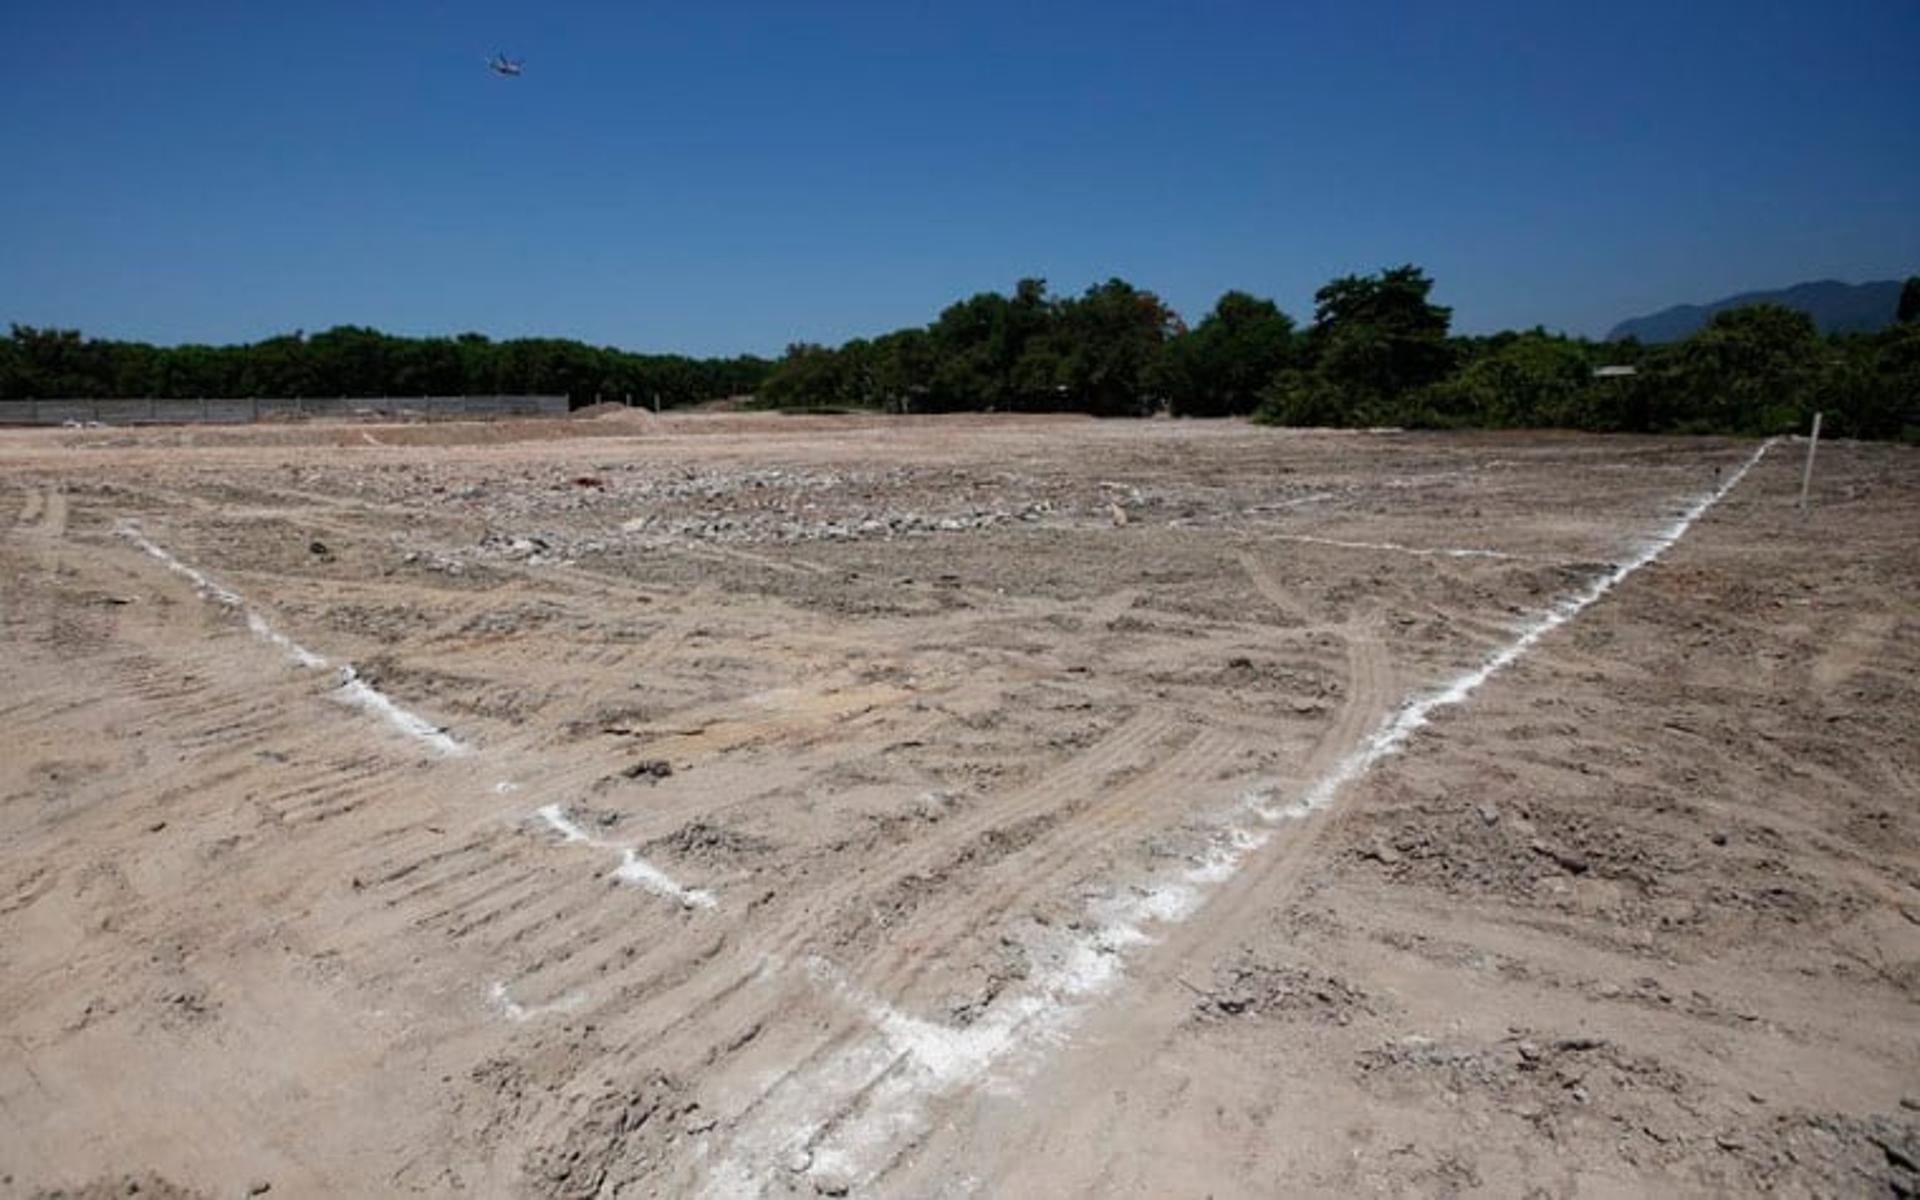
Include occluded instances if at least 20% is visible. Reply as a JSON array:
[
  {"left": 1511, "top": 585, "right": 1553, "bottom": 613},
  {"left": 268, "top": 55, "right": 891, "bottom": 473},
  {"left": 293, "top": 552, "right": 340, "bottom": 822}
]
[{"left": 2, "top": 412, "right": 1916, "bottom": 1198}]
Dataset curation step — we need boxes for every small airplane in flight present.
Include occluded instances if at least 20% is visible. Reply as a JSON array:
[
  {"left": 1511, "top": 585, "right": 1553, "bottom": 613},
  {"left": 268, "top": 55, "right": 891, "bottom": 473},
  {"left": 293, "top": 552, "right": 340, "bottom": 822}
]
[{"left": 487, "top": 53, "right": 524, "bottom": 77}]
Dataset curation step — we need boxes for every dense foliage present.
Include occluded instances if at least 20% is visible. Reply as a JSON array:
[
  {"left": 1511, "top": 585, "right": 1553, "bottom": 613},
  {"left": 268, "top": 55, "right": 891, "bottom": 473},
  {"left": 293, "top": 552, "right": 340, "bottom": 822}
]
[
  {"left": 753, "top": 269, "right": 1920, "bottom": 440},
  {"left": 759, "top": 278, "right": 1181, "bottom": 417},
  {"left": 0, "top": 325, "right": 771, "bottom": 409},
  {"left": 1418, "top": 304, "right": 1919, "bottom": 440},
  {"left": 6, "top": 270, "right": 1916, "bottom": 438}
]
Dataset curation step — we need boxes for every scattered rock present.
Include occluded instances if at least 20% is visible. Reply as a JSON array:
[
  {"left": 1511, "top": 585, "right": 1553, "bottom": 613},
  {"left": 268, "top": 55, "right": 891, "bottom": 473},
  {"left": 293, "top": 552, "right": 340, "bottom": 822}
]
[
  {"left": 646, "top": 821, "right": 773, "bottom": 866},
  {"left": 622, "top": 759, "right": 673, "bottom": 782},
  {"left": 1196, "top": 958, "right": 1372, "bottom": 1025},
  {"left": 1358, "top": 841, "right": 1401, "bottom": 866},
  {"left": 1529, "top": 840, "right": 1590, "bottom": 875}
]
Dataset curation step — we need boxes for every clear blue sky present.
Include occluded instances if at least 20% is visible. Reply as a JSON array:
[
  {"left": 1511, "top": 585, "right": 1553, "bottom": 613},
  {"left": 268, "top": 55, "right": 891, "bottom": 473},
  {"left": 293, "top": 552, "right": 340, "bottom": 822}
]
[{"left": 4, "top": 0, "right": 1916, "bottom": 355}]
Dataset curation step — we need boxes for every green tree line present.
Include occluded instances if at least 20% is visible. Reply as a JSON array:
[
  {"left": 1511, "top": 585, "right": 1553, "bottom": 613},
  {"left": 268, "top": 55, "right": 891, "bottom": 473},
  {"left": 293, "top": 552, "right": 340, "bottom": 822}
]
[
  {"left": 0, "top": 325, "right": 773, "bottom": 409},
  {"left": 756, "top": 269, "right": 1920, "bottom": 440},
  {"left": 8, "top": 271, "right": 1916, "bottom": 438}
]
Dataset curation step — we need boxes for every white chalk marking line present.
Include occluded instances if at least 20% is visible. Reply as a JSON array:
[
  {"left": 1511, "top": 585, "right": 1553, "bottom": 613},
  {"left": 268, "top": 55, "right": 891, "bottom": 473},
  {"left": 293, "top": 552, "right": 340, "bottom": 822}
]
[
  {"left": 336, "top": 669, "right": 465, "bottom": 755},
  {"left": 1243, "top": 491, "right": 1338, "bottom": 514},
  {"left": 119, "top": 522, "right": 466, "bottom": 755},
  {"left": 244, "top": 611, "right": 328, "bottom": 669},
  {"left": 535, "top": 804, "right": 717, "bottom": 911},
  {"left": 1263, "top": 531, "right": 1527, "bottom": 560},
  {"left": 124, "top": 526, "right": 712, "bottom": 1020},
  {"left": 702, "top": 440, "right": 1775, "bottom": 1197},
  {"left": 121, "top": 523, "right": 247, "bottom": 609}
]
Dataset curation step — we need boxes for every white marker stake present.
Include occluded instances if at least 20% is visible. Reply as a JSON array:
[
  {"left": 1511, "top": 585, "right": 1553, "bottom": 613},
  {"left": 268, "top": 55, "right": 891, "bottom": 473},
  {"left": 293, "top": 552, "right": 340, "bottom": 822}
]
[{"left": 1799, "top": 411, "right": 1822, "bottom": 512}]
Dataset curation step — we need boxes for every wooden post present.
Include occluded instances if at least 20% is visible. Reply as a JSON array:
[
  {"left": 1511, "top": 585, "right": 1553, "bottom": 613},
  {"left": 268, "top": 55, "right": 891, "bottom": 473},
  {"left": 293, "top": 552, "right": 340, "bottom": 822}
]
[{"left": 1799, "top": 412, "right": 1822, "bottom": 512}]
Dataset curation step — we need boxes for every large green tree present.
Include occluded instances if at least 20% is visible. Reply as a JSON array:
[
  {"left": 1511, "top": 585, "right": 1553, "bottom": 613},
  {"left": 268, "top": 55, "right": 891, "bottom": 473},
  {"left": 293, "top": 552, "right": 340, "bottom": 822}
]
[
  {"left": 923, "top": 278, "right": 1055, "bottom": 411},
  {"left": 1153, "top": 291, "right": 1295, "bottom": 417},
  {"left": 1642, "top": 304, "right": 1821, "bottom": 434},
  {"left": 1031, "top": 279, "right": 1182, "bottom": 416},
  {"left": 0, "top": 324, "right": 771, "bottom": 406},
  {"left": 1420, "top": 330, "right": 1598, "bottom": 429},
  {"left": 1256, "top": 265, "right": 1454, "bottom": 426}
]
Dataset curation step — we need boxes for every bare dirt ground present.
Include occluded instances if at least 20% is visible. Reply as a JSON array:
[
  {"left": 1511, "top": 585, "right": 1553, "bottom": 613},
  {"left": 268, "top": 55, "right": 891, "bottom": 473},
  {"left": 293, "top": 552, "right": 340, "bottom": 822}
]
[{"left": 1, "top": 412, "right": 1915, "bottom": 1198}]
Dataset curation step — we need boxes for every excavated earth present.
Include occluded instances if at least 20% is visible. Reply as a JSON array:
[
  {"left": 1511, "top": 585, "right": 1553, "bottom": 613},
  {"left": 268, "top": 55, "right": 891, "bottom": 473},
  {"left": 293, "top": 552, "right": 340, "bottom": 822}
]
[{"left": 1, "top": 411, "right": 1915, "bottom": 1198}]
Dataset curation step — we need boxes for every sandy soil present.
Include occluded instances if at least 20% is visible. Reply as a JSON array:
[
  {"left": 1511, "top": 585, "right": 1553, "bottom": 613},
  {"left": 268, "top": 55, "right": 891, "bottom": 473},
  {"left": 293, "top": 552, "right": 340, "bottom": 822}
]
[{"left": 1, "top": 413, "right": 1915, "bottom": 1198}]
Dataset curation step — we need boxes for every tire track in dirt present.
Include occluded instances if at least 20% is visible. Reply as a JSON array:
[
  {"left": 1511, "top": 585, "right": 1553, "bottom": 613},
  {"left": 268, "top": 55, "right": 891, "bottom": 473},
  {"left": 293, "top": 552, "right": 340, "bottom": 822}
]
[
  {"left": 723, "top": 730, "right": 1267, "bottom": 1171},
  {"left": 7, "top": 528, "right": 495, "bottom": 981},
  {"left": 14, "top": 485, "right": 43, "bottom": 529},
  {"left": 7, "top": 483, "right": 67, "bottom": 540},
  {"left": 1810, "top": 611, "right": 1899, "bottom": 692},
  {"left": 878, "top": 443, "right": 1783, "bottom": 1195},
  {"left": 666, "top": 617, "right": 1361, "bottom": 1187},
  {"left": 485, "top": 700, "right": 961, "bottom": 1006},
  {"left": 450, "top": 699, "right": 1187, "bottom": 1163},
  {"left": 715, "top": 627, "right": 1397, "bottom": 1194},
  {"left": 709, "top": 715, "right": 1218, "bottom": 1063},
  {"left": 470, "top": 604, "right": 1364, "bottom": 1189},
  {"left": 742, "top": 447, "right": 1776, "bottom": 1194},
  {"left": 1238, "top": 549, "right": 1306, "bottom": 624},
  {"left": 841, "top": 723, "right": 1246, "bottom": 994},
  {"left": 36, "top": 488, "right": 68, "bottom": 539},
  {"left": 562, "top": 708, "right": 1176, "bottom": 1037}
]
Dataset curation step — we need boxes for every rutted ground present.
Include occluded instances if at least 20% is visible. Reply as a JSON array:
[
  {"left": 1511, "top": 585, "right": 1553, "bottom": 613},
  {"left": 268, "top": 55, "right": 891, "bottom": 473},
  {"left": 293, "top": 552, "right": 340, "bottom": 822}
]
[{"left": 0, "top": 413, "right": 1913, "bottom": 1198}]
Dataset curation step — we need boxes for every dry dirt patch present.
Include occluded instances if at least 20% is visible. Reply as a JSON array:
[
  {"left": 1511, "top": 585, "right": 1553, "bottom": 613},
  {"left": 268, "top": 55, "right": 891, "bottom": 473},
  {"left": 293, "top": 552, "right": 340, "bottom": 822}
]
[{"left": 0, "top": 417, "right": 1913, "bottom": 1197}]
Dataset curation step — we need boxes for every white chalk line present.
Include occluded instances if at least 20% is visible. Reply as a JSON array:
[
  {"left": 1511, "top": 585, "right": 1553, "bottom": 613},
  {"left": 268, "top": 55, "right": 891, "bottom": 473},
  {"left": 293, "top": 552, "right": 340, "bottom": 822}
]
[
  {"left": 1243, "top": 491, "right": 1338, "bottom": 514},
  {"left": 119, "top": 522, "right": 465, "bottom": 755},
  {"left": 245, "top": 611, "right": 328, "bottom": 670},
  {"left": 535, "top": 804, "right": 717, "bottom": 911},
  {"left": 336, "top": 669, "right": 465, "bottom": 755},
  {"left": 701, "top": 440, "right": 1776, "bottom": 1196},
  {"left": 126, "top": 534, "right": 714, "bottom": 906},
  {"left": 1263, "top": 531, "right": 1528, "bottom": 560},
  {"left": 122, "top": 525, "right": 713, "bottom": 1023},
  {"left": 120, "top": 523, "right": 246, "bottom": 609}
]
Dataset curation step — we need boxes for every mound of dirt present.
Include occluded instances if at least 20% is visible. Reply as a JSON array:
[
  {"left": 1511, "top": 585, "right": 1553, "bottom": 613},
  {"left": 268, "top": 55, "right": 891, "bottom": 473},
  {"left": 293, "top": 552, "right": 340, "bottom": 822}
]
[{"left": 573, "top": 402, "right": 659, "bottom": 426}]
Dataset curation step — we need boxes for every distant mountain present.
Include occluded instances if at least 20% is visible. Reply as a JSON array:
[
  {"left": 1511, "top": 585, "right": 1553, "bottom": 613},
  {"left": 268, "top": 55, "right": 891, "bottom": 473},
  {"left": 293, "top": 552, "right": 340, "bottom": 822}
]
[{"left": 1607, "top": 279, "right": 1905, "bottom": 343}]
